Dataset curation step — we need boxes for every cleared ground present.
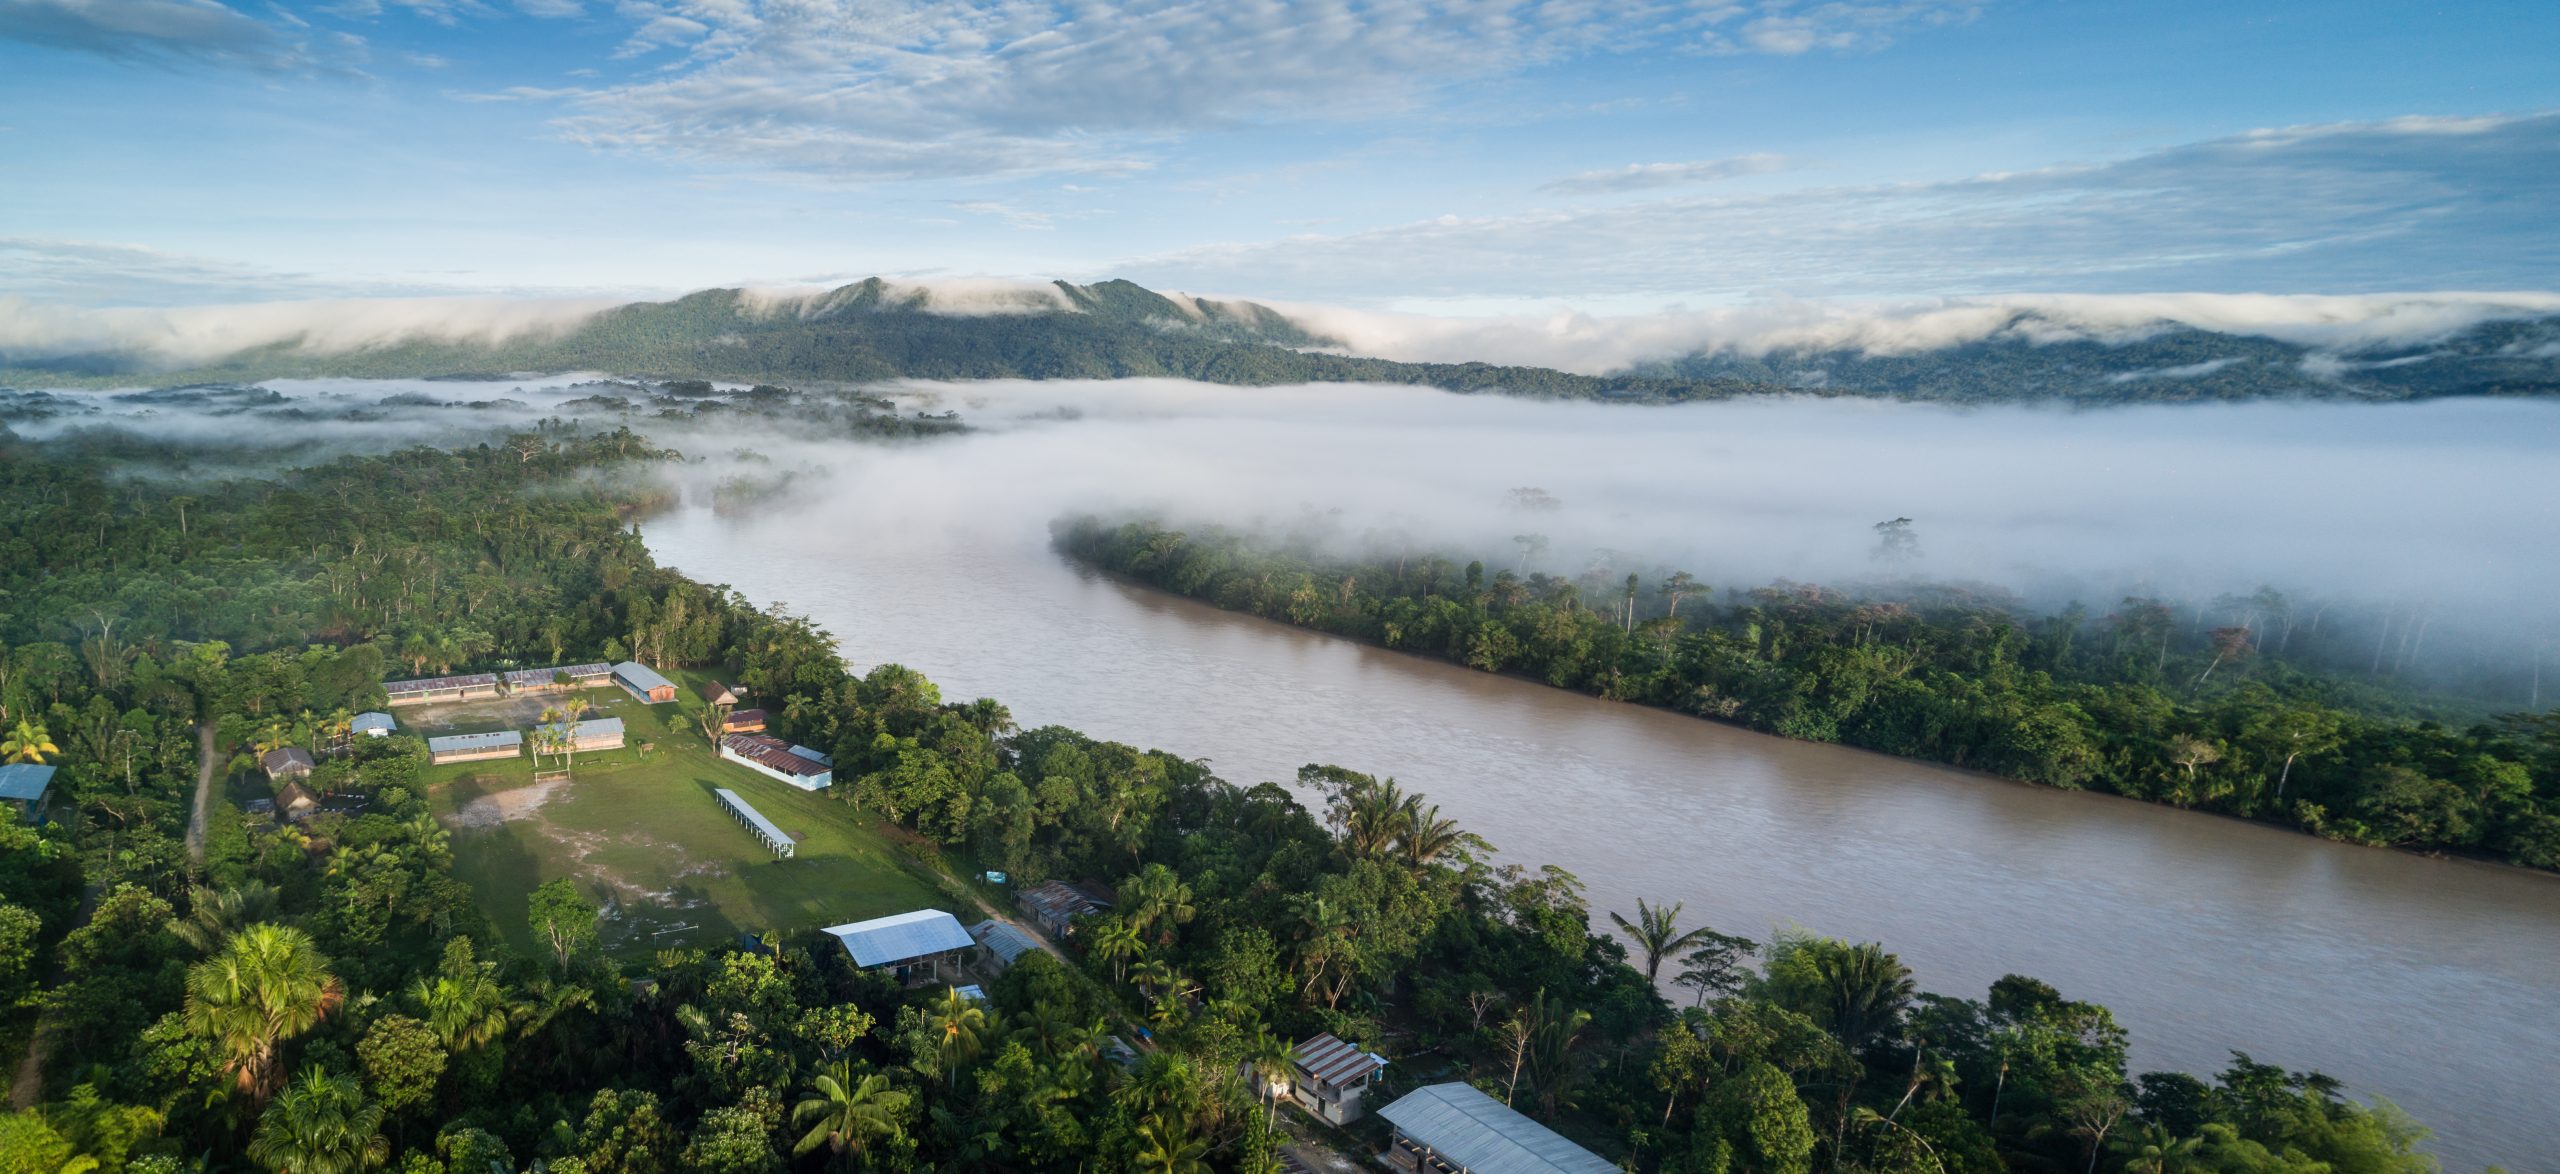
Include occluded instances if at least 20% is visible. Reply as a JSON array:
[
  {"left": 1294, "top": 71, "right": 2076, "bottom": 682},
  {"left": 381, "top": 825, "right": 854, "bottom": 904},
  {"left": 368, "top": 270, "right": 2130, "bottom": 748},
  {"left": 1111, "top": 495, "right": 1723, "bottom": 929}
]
[{"left": 417, "top": 677, "right": 950, "bottom": 959}]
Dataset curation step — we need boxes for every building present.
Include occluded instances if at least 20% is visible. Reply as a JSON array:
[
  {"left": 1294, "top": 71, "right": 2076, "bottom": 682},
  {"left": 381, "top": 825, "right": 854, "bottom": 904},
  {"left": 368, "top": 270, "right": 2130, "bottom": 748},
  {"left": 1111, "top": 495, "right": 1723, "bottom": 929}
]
[
  {"left": 351, "top": 712, "right": 397, "bottom": 738},
  {"left": 612, "top": 661, "right": 679, "bottom": 703},
  {"left": 714, "top": 788, "right": 795, "bottom": 857},
  {"left": 719, "top": 733, "right": 833, "bottom": 790},
  {"left": 952, "top": 984, "right": 986, "bottom": 1004},
  {"left": 262, "top": 747, "right": 316, "bottom": 781},
  {"left": 274, "top": 781, "right": 321, "bottom": 823},
  {"left": 1376, "top": 1083, "right": 1618, "bottom": 1174},
  {"left": 722, "top": 707, "right": 768, "bottom": 734},
  {"left": 969, "top": 919, "right": 1042, "bottom": 973},
  {"left": 699, "top": 680, "right": 742, "bottom": 707},
  {"left": 383, "top": 672, "right": 501, "bottom": 706},
  {"left": 1290, "top": 1033, "right": 1389, "bottom": 1124},
  {"left": 427, "top": 730, "right": 523, "bottom": 765},
  {"left": 0, "top": 763, "right": 55, "bottom": 823},
  {"left": 502, "top": 663, "right": 614, "bottom": 693},
  {"left": 541, "top": 716, "right": 626, "bottom": 752},
  {"left": 824, "top": 909, "right": 975, "bottom": 982},
  {"left": 1017, "top": 880, "right": 1111, "bottom": 937}
]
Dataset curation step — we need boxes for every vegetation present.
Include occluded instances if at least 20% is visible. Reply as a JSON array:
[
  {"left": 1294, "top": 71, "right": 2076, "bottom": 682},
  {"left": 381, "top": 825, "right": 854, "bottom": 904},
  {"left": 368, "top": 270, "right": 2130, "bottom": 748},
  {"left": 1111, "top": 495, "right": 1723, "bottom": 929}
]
[
  {"left": 1058, "top": 517, "right": 2560, "bottom": 871},
  {"left": 0, "top": 422, "right": 2453, "bottom": 1172}
]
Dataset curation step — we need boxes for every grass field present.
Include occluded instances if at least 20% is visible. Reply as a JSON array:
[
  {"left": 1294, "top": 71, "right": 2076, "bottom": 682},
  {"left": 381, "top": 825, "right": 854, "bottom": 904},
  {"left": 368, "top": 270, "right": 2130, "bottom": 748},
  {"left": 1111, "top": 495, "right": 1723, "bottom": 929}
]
[{"left": 418, "top": 674, "right": 952, "bottom": 960}]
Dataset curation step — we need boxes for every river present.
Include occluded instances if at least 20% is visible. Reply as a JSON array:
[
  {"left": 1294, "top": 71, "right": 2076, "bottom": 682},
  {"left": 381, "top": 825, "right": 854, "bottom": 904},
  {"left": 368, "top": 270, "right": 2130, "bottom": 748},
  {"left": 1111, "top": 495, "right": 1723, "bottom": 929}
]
[{"left": 641, "top": 389, "right": 2560, "bottom": 1170}]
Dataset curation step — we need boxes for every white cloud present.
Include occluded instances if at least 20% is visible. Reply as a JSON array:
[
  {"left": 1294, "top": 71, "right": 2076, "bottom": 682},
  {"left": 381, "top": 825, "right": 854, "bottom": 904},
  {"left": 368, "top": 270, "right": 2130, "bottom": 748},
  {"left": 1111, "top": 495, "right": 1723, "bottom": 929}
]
[
  {"left": 0, "top": 0, "right": 333, "bottom": 71},
  {"left": 1541, "top": 153, "right": 1793, "bottom": 194},
  {"left": 547, "top": 0, "right": 1981, "bottom": 180},
  {"left": 1135, "top": 112, "right": 2560, "bottom": 303}
]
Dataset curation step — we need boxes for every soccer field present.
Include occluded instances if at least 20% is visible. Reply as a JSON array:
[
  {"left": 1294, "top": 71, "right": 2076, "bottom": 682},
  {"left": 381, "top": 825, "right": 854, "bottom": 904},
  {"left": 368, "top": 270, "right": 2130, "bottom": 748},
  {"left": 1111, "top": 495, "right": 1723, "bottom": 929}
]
[{"left": 422, "top": 693, "right": 953, "bottom": 959}]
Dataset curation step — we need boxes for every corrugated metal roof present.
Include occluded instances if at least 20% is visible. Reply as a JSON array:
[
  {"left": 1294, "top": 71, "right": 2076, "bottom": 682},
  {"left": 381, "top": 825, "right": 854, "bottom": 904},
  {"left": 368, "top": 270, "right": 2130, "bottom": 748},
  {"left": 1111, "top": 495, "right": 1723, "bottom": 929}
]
[
  {"left": 969, "top": 919, "right": 1041, "bottom": 964},
  {"left": 954, "top": 984, "right": 986, "bottom": 1003},
  {"left": 0, "top": 764, "right": 56, "bottom": 801},
  {"left": 262, "top": 747, "right": 315, "bottom": 772},
  {"left": 384, "top": 673, "right": 499, "bottom": 694},
  {"left": 1376, "top": 1083, "right": 1618, "bottom": 1174},
  {"left": 427, "top": 730, "right": 522, "bottom": 753},
  {"left": 1294, "top": 1033, "right": 1387, "bottom": 1088},
  {"left": 785, "top": 743, "right": 832, "bottom": 766},
  {"left": 351, "top": 712, "right": 396, "bottom": 734},
  {"left": 824, "top": 909, "right": 972, "bottom": 967},
  {"left": 722, "top": 734, "right": 830, "bottom": 777},
  {"left": 612, "top": 661, "right": 676, "bottom": 694},
  {"left": 713, "top": 788, "right": 795, "bottom": 850},
  {"left": 504, "top": 663, "right": 612, "bottom": 687}
]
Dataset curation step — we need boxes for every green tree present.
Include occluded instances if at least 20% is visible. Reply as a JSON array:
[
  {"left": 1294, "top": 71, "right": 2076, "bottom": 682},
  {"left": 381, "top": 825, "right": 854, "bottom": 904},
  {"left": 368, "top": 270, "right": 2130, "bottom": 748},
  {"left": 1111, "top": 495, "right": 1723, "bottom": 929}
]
[
  {"left": 525, "top": 879, "right": 599, "bottom": 971},
  {"left": 355, "top": 1015, "right": 445, "bottom": 1115},
  {"left": 405, "top": 938, "right": 515, "bottom": 1054},
  {"left": 1609, "top": 898, "right": 1715, "bottom": 984},
  {"left": 248, "top": 1068, "right": 388, "bottom": 1174},
  {"left": 182, "top": 924, "right": 345, "bottom": 1101},
  {"left": 2, "top": 718, "right": 59, "bottom": 764},
  {"left": 927, "top": 987, "right": 988, "bottom": 1089},
  {"left": 789, "top": 1062, "right": 909, "bottom": 1159}
]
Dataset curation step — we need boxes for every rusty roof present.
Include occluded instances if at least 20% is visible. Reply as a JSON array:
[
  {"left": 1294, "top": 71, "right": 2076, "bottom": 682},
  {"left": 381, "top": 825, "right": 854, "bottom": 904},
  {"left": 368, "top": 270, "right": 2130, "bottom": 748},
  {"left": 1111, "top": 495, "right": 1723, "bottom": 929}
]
[
  {"left": 722, "top": 733, "right": 829, "bottom": 777},
  {"left": 1294, "top": 1033, "right": 1387, "bottom": 1088},
  {"left": 384, "top": 672, "right": 500, "bottom": 694}
]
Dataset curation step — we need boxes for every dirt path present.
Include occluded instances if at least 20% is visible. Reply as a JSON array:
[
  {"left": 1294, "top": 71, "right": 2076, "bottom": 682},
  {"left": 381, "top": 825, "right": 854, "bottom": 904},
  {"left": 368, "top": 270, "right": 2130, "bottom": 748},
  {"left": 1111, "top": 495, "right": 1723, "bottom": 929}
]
[{"left": 185, "top": 723, "right": 217, "bottom": 871}]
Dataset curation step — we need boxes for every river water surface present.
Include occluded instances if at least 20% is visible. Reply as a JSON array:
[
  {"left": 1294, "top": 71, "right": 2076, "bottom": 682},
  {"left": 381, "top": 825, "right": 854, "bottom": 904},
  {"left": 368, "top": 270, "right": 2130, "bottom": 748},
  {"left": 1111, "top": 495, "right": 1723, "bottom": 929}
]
[{"left": 642, "top": 392, "right": 2560, "bottom": 1170}]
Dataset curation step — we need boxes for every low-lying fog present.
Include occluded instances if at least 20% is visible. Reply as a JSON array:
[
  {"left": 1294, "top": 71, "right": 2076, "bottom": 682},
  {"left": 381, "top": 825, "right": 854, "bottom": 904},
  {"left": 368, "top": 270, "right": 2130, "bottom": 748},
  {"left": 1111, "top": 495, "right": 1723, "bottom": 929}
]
[{"left": 14, "top": 373, "right": 2560, "bottom": 691}]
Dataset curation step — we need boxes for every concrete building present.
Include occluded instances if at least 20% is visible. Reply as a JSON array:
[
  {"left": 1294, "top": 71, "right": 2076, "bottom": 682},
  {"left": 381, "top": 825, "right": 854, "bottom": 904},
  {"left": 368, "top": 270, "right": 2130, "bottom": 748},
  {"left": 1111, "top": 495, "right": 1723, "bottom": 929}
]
[
  {"left": 1289, "top": 1033, "right": 1389, "bottom": 1125},
  {"left": 427, "top": 730, "right": 523, "bottom": 765},
  {"left": 612, "top": 661, "right": 679, "bottom": 703},
  {"left": 722, "top": 707, "right": 768, "bottom": 734},
  {"left": 541, "top": 716, "right": 626, "bottom": 752},
  {"left": 383, "top": 672, "right": 501, "bottom": 706},
  {"left": 719, "top": 733, "right": 833, "bottom": 790},
  {"left": 1376, "top": 1083, "right": 1617, "bottom": 1174},
  {"left": 824, "top": 909, "right": 975, "bottom": 982},
  {"left": 262, "top": 747, "right": 316, "bottom": 781}
]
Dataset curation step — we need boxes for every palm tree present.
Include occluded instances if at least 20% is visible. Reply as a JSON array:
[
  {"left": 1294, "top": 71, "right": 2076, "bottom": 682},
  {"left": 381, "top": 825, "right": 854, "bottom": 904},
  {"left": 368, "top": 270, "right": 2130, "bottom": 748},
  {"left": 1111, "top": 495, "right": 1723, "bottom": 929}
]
[
  {"left": 1245, "top": 1029, "right": 1296, "bottom": 1128},
  {"left": 1130, "top": 957, "right": 1179, "bottom": 1001},
  {"left": 171, "top": 881, "right": 283, "bottom": 954},
  {"left": 248, "top": 1067, "right": 388, "bottom": 1174},
  {"left": 1609, "top": 898, "right": 1714, "bottom": 984},
  {"left": 1132, "top": 1118, "right": 1210, "bottom": 1174},
  {"left": 928, "top": 987, "right": 987, "bottom": 1088},
  {"left": 183, "top": 925, "right": 345, "bottom": 1102},
  {"left": 408, "top": 940, "right": 517, "bottom": 1053},
  {"left": 3, "top": 718, "right": 60, "bottom": 764},
  {"left": 1091, "top": 917, "right": 1146, "bottom": 985},
  {"left": 790, "top": 1061, "right": 910, "bottom": 1159},
  {"left": 1339, "top": 780, "right": 1407, "bottom": 860},
  {"left": 559, "top": 696, "right": 593, "bottom": 771},
  {"left": 1399, "top": 800, "right": 1466, "bottom": 867},
  {"left": 1819, "top": 941, "right": 1918, "bottom": 1051},
  {"left": 1120, "top": 864, "right": 1196, "bottom": 945}
]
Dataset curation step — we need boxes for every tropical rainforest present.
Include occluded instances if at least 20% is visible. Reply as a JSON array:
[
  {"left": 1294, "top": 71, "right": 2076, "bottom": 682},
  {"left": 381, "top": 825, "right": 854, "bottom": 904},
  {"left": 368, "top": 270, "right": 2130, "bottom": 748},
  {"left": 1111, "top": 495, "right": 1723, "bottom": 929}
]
[{"left": 0, "top": 418, "right": 2460, "bottom": 1173}]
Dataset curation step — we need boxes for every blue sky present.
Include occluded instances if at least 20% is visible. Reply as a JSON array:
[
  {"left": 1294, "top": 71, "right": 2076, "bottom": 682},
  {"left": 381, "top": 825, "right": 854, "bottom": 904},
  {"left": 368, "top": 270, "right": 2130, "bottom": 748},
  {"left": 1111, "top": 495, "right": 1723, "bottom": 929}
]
[{"left": 2, "top": 0, "right": 2555, "bottom": 311}]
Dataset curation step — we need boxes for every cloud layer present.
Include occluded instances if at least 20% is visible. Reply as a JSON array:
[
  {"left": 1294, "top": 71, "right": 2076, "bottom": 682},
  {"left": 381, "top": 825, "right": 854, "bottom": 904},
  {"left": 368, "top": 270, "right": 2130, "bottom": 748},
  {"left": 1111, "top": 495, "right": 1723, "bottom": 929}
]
[{"left": 0, "top": 0, "right": 357, "bottom": 71}]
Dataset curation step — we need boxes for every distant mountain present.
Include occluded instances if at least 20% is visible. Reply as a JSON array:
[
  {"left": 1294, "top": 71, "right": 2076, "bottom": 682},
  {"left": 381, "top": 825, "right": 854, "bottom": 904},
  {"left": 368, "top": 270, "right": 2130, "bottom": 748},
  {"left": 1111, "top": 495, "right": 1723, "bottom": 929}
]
[
  {"left": 1642, "top": 314, "right": 2560, "bottom": 403},
  {"left": 8, "top": 278, "right": 2559, "bottom": 404}
]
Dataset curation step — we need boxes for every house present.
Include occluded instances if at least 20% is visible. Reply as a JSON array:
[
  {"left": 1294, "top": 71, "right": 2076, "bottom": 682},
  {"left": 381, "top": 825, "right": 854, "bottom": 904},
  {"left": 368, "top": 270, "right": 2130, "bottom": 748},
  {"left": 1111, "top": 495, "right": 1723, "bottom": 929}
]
[
  {"left": 501, "top": 663, "right": 614, "bottom": 693},
  {"left": 714, "top": 788, "right": 795, "bottom": 857},
  {"left": 699, "top": 680, "right": 742, "bottom": 707},
  {"left": 952, "top": 984, "right": 986, "bottom": 1004},
  {"left": 1289, "top": 1033, "right": 1389, "bottom": 1124},
  {"left": 722, "top": 708, "right": 768, "bottom": 734},
  {"left": 274, "top": 781, "right": 321, "bottom": 823},
  {"left": 612, "top": 661, "right": 679, "bottom": 703},
  {"left": 824, "top": 909, "right": 975, "bottom": 982},
  {"left": 541, "top": 717, "right": 626, "bottom": 752},
  {"left": 969, "top": 919, "right": 1042, "bottom": 973},
  {"left": 351, "top": 712, "right": 397, "bottom": 738},
  {"left": 1376, "top": 1083, "right": 1618, "bottom": 1174},
  {"left": 382, "top": 672, "right": 501, "bottom": 706},
  {"left": 718, "top": 733, "right": 833, "bottom": 790},
  {"left": 0, "top": 763, "right": 55, "bottom": 823},
  {"left": 426, "top": 730, "right": 523, "bottom": 765},
  {"left": 1017, "top": 880, "right": 1111, "bottom": 937},
  {"left": 262, "top": 747, "right": 317, "bottom": 780}
]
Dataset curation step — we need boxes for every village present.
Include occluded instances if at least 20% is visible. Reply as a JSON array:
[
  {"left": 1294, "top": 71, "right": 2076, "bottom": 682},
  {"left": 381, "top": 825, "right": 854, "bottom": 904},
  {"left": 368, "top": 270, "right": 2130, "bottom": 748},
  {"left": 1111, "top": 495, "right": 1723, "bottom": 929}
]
[{"left": 218, "top": 657, "right": 1610, "bottom": 1173}]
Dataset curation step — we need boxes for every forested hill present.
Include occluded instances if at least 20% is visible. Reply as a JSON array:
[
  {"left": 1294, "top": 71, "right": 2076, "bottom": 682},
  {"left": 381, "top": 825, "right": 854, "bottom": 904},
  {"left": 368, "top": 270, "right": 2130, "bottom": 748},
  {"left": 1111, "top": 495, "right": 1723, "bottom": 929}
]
[
  {"left": 1645, "top": 314, "right": 2560, "bottom": 403},
  {"left": 0, "top": 278, "right": 1781, "bottom": 402},
  {"left": 11, "top": 277, "right": 2560, "bottom": 403}
]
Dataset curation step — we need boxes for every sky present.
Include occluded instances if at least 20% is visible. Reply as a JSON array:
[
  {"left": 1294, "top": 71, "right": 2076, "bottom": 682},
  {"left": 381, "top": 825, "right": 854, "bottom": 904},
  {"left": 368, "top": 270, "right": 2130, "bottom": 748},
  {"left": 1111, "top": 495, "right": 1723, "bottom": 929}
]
[{"left": 2, "top": 0, "right": 2557, "bottom": 313}]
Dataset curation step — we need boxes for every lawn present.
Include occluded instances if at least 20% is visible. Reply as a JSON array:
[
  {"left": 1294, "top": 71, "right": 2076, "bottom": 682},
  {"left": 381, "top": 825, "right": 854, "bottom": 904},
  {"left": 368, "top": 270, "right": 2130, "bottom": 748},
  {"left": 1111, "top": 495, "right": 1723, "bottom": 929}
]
[{"left": 417, "top": 674, "right": 952, "bottom": 961}]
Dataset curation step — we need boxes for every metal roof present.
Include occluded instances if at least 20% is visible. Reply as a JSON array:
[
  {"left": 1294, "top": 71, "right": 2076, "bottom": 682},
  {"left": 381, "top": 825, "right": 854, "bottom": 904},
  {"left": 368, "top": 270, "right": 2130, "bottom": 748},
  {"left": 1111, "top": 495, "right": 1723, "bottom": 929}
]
[
  {"left": 1294, "top": 1032, "right": 1387, "bottom": 1088},
  {"left": 824, "top": 909, "right": 973, "bottom": 967},
  {"left": 612, "top": 661, "right": 676, "bottom": 693},
  {"left": 0, "top": 764, "right": 55, "bottom": 802},
  {"left": 262, "top": 747, "right": 316, "bottom": 772},
  {"left": 541, "top": 717, "right": 624, "bottom": 743},
  {"left": 969, "top": 919, "right": 1041, "bottom": 965},
  {"left": 1375, "top": 1083, "right": 1618, "bottom": 1174},
  {"left": 784, "top": 743, "right": 832, "bottom": 766},
  {"left": 722, "top": 734, "right": 830, "bottom": 777},
  {"left": 953, "top": 984, "right": 986, "bottom": 1003},
  {"left": 713, "top": 788, "right": 795, "bottom": 850},
  {"left": 351, "top": 712, "right": 396, "bottom": 734},
  {"left": 426, "top": 730, "right": 523, "bottom": 753},
  {"left": 503, "top": 663, "right": 613, "bottom": 687},
  {"left": 384, "top": 672, "right": 499, "bottom": 695}
]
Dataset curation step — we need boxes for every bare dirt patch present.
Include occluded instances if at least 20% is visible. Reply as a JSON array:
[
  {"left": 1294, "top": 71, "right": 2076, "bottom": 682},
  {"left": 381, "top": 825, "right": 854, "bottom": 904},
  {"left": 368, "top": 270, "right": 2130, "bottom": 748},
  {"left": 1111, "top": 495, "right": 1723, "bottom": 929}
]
[{"left": 445, "top": 779, "right": 566, "bottom": 828}]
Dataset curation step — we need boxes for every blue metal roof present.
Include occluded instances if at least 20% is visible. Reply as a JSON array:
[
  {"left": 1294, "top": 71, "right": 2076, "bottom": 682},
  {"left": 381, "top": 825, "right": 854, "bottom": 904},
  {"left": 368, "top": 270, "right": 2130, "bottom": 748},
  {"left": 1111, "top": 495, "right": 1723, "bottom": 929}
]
[
  {"left": 351, "top": 712, "right": 396, "bottom": 734},
  {"left": 0, "top": 764, "right": 56, "bottom": 802},
  {"left": 612, "top": 661, "right": 676, "bottom": 694},
  {"left": 823, "top": 909, "right": 972, "bottom": 967},
  {"left": 714, "top": 788, "right": 795, "bottom": 850},
  {"left": 426, "top": 730, "right": 522, "bottom": 753},
  {"left": 969, "top": 918, "right": 1041, "bottom": 964},
  {"left": 953, "top": 984, "right": 986, "bottom": 1003},
  {"left": 1376, "top": 1083, "right": 1618, "bottom": 1174}
]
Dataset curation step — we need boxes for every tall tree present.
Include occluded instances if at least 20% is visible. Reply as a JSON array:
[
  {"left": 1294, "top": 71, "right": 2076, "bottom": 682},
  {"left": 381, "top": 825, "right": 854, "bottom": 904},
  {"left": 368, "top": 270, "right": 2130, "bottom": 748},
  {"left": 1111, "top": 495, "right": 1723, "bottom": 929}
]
[
  {"left": 248, "top": 1068, "right": 389, "bottom": 1174},
  {"left": 1609, "top": 898, "right": 1714, "bottom": 984},
  {"left": 789, "top": 1062, "right": 909, "bottom": 1159},
  {"left": 183, "top": 924, "right": 345, "bottom": 1101}
]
